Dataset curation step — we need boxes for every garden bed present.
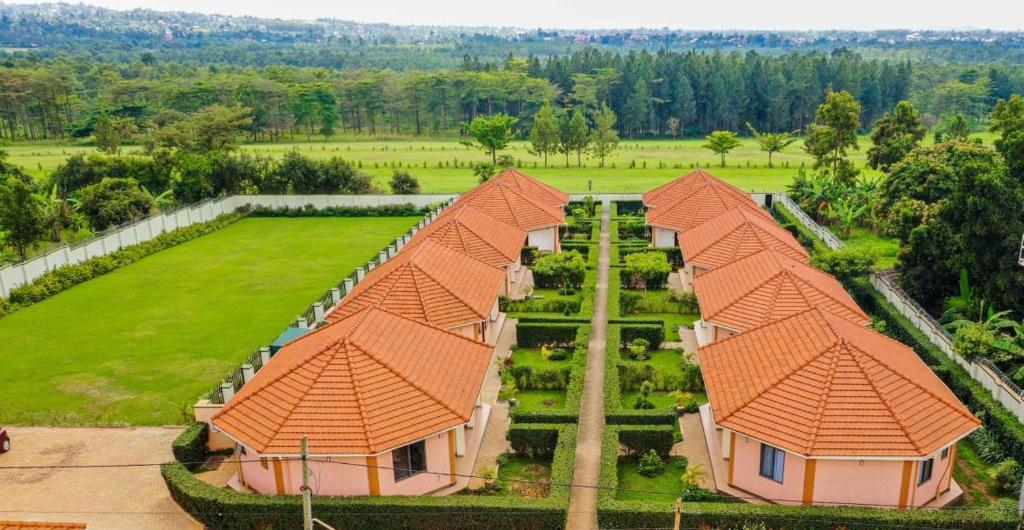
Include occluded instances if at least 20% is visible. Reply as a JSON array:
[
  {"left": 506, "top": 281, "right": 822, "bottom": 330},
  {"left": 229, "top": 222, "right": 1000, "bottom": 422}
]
[{"left": 615, "top": 457, "right": 689, "bottom": 501}]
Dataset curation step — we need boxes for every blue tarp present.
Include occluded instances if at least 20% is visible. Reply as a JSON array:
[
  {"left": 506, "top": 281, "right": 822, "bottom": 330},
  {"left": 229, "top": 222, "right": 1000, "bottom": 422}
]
[{"left": 270, "top": 326, "right": 312, "bottom": 353}]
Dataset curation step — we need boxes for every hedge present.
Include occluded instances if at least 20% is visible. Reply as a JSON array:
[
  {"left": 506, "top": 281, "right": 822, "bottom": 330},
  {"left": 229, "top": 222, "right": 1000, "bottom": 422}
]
[
  {"left": 618, "top": 425, "right": 675, "bottom": 457},
  {"left": 163, "top": 424, "right": 577, "bottom": 530},
  {"left": 602, "top": 325, "right": 679, "bottom": 426},
  {"left": 515, "top": 322, "right": 582, "bottom": 348},
  {"left": 508, "top": 423, "right": 560, "bottom": 457},
  {"left": 596, "top": 428, "right": 1017, "bottom": 530},
  {"left": 511, "top": 325, "right": 590, "bottom": 424},
  {"left": 612, "top": 200, "right": 644, "bottom": 216},
  {"left": 620, "top": 323, "right": 664, "bottom": 350},
  {"left": 172, "top": 422, "right": 209, "bottom": 469},
  {"left": 249, "top": 203, "right": 431, "bottom": 217},
  {"left": 619, "top": 245, "right": 683, "bottom": 269},
  {"left": 0, "top": 211, "right": 245, "bottom": 318}
]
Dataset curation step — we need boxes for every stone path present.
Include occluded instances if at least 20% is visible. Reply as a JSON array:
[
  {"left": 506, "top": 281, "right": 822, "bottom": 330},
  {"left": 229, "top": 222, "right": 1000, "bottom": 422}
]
[
  {"left": 465, "top": 318, "right": 517, "bottom": 490},
  {"left": 565, "top": 206, "right": 611, "bottom": 530},
  {"left": 673, "top": 414, "right": 716, "bottom": 490}
]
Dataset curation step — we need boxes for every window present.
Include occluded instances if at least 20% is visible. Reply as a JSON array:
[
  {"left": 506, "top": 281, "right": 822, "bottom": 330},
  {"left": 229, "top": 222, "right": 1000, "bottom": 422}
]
[
  {"left": 393, "top": 440, "right": 427, "bottom": 481},
  {"left": 260, "top": 457, "right": 268, "bottom": 469},
  {"left": 759, "top": 444, "right": 785, "bottom": 483},
  {"left": 941, "top": 447, "right": 949, "bottom": 460},
  {"left": 918, "top": 458, "right": 934, "bottom": 484}
]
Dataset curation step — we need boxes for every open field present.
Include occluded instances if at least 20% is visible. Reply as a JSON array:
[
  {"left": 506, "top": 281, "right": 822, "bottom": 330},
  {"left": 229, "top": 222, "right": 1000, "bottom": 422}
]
[
  {"left": 0, "top": 216, "right": 417, "bottom": 426},
  {"left": 3, "top": 133, "right": 998, "bottom": 193}
]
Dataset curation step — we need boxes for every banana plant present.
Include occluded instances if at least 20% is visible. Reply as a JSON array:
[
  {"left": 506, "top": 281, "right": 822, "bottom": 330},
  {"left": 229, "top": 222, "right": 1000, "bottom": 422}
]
[{"left": 825, "top": 194, "right": 868, "bottom": 238}]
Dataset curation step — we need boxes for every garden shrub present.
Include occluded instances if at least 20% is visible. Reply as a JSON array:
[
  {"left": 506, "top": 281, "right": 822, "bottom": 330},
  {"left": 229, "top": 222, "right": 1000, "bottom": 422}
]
[
  {"left": 619, "top": 291, "right": 642, "bottom": 314},
  {"left": 617, "top": 220, "right": 647, "bottom": 240},
  {"left": 172, "top": 422, "right": 209, "bottom": 469},
  {"left": 505, "top": 298, "right": 581, "bottom": 315},
  {"left": 613, "top": 201, "right": 644, "bottom": 216},
  {"left": 621, "top": 252, "right": 672, "bottom": 289},
  {"left": 531, "top": 250, "right": 586, "bottom": 289},
  {"left": 618, "top": 425, "right": 674, "bottom": 457},
  {"left": 993, "top": 459, "right": 1023, "bottom": 494},
  {"left": 667, "top": 290, "right": 699, "bottom": 313},
  {"left": 633, "top": 381, "right": 656, "bottom": 410},
  {"left": 507, "top": 424, "right": 559, "bottom": 458},
  {"left": 621, "top": 324, "right": 664, "bottom": 350},
  {"left": 510, "top": 325, "right": 589, "bottom": 424},
  {"left": 637, "top": 449, "right": 666, "bottom": 477},
  {"left": 619, "top": 245, "right": 683, "bottom": 269},
  {"left": 515, "top": 322, "right": 580, "bottom": 348},
  {"left": 249, "top": 203, "right": 429, "bottom": 217},
  {"left": 0, "top": 212, "right": 245, "bottom": 318}
]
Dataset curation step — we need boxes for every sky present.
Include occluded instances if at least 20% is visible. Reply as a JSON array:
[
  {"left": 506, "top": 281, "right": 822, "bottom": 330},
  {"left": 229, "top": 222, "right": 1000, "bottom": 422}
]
[{"left": 6, "top": 0, "right": 1024, "bottom": 30}]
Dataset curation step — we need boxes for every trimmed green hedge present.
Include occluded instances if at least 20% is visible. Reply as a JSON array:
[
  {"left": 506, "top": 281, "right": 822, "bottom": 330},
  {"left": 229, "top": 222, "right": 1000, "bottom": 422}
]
[
  {"left": 516, "top": 322, "right": 581, "bottom": 348},
  {"left": 249, "top": 203, "right": 431, "bottom": 217},
  {"left": 619, "top": 245, "right": 683, "bottom": 269},
  {"left": 172, "top": 422, "right": 209, "bottom": 469},
  {"left": 163, "top": 424, "right": 577, "bottom": 530},
  {"left": 602, "top": 325, "right": 678, "bottom": 426},
  {"left": 618, "top": 425, "right": 675, "bottom": 457},
  {"left": 0, "top": 212, "right": 245, "bottom": 318},
  {"left": 511, "top": 325, "right": 590, "bottom": 424},
  {"left": 620, "top": 323, "right": 664, "bottom": 350},
  {"left": 508, "top": 423, "right": 560, "bottom": 457}
]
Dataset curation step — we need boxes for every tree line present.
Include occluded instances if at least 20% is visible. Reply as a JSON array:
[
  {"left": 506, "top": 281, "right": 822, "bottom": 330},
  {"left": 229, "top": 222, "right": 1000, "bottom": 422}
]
[{"left": 5, "top": 48, "right": 1021, "bottom": 144}]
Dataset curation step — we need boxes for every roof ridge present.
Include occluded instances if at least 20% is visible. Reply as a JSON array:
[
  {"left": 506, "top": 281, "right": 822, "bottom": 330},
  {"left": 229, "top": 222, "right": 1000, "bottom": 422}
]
[
  {"left": 455, "top": 215, "right": 505, "bottom": 257},
  {"left": 338, "top": 340, "right": 378, "bottom": 452},
  {"left": 347, "top": 334, "right": 468, "bottom": 422},
  {"left": 803, "top": 341, "right": 844, "bottom": 453},
  {"left": 784, "top": 262, "right": 864, "bottom": 317},
  {"left": 411, "top": 256, "right": 490, "bottom": 319},
  {"left": 702, "top": 250, "right": 781, "bottom": 321},
  {"left": 715, "top": 329, "right": 832, "bottom": 425},
  {"left": 841, "top": 338, "right": 925, "bottom": 455}
]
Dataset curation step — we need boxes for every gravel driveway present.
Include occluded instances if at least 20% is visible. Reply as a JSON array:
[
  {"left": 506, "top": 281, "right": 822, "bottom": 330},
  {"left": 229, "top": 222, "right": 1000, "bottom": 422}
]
[{"left": 0, "top": 427, "right": 201, "bottom": 530}]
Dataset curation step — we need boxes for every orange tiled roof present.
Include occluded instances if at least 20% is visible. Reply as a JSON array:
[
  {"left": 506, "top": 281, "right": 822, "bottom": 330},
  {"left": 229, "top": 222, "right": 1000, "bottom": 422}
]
[
  {"left": 0, "top": 523, "right": 86, "bottom": 530},
  {"left": 212, "top": 307, "right": 492, "bottom": 455},
  {"left": 326, "top": 239, "right": 506, "bottom": 329},
  {"left": 698, "top": 308, "right": 979, "bottom": 457},
  {"left": 679, "top": 208, "right": 809, "bottom": 270},
  {"left": 642, "top": 169, "right": 753, "bottom": 208},
  {"left": 644, "top": 174, "right": 771, "bottom": 233},
  {"left": 489, "top": 168, "right": 569, "bottom": 207},
  {"left": 455, "top": 180, "right": 565, "bottom": 231},
  {"left": 406, "top": 205, "right": 526, "bottom": 267},
  {"left": 693, "top": 249, "right": 869, "bottom": 331}
]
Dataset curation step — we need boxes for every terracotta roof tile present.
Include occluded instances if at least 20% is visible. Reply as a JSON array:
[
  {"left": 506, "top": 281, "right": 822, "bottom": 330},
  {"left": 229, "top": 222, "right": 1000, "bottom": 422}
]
[
  {"left": 642, "top": 169, "right": 754, "bottom": 208},
  {"left": 213, "top": 307, "right": 493, "bottom": 455},
  {"left": 406, "top": 204, "right": 526, "bottom": 267},
  {"left": 0, "top": 523, "right": 86, "bottom": 530},
  {"left": 489, "top": 168, "right": 569, "bottom": 207},
  {"left": 693, "top": 249, "right": 869, "bottom": 330},
  {"left": 679, "top": 208, "right": 809, "bottom": 270},
  {"left": 455, "top": 180, "right": 565, "bottom": 231},
  {"left": 644, "top": 171, "right": 772, "bottom": 232},
  {"left": 697, "top": 308, "right": 979, "bottom": 457},
  {"left": 326, "top": 240, "right": 506, "bottom": 329}
]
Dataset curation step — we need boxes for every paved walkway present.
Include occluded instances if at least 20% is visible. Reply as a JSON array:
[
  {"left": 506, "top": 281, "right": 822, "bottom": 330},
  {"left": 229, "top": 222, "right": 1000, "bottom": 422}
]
[
  {"left": 565, "top": 206, "right": 611, "bottom": 530},
  {"left": 466, "top": 318, "right": 517, "bottom": 490},
  {"left": 0, "top": 426, "right": 201, "bottom": 530},
  {"left": 673, "top": 414, "right": 715, "bottom": 490}
]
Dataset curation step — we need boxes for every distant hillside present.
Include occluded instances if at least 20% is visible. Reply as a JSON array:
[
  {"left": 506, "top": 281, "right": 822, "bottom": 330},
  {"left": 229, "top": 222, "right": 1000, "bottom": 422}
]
[{"left": 2, "top": 2, "right": 1024, "bottom": 68}]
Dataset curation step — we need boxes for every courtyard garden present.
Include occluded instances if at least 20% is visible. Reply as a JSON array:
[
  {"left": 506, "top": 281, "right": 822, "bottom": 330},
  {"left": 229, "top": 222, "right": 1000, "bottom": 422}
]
[{"left": 0, "top": 215, "right": 418, "bottom": 425}]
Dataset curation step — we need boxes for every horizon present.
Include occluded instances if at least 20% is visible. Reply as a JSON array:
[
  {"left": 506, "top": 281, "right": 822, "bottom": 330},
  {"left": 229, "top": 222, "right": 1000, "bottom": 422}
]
[{"left": 3, "top": 0, "right": 1023, "bottom": 32}]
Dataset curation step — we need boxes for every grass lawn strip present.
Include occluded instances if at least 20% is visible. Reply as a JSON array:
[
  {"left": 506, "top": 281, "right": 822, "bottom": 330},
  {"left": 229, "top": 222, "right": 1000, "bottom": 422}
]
[
  {"left": 0, "top": 216, "right": 417, "bottom": 426},
  {"left": 615, "top": 457, "right": 689, "bottom": 502}
]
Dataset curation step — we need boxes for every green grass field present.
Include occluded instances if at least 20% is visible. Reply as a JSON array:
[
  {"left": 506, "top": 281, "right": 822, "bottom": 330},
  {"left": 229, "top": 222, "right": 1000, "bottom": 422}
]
[
  {"left": 4, "top": 133, "right": 998, "bottom": 193},
  {"left": 0, "top": 216, "right": 417, "bottom": 426}
]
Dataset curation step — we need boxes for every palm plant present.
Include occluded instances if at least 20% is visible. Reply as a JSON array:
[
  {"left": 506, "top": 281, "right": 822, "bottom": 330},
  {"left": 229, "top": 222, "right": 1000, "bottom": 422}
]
[{"left": 825, "top": 194, "right": 868, "bottom": 238}]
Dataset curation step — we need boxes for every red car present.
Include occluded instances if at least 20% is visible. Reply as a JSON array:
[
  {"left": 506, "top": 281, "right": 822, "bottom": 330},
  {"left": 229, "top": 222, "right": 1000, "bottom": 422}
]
[{"left": 0, "top": 427, "right": 9, "bottom": 453}]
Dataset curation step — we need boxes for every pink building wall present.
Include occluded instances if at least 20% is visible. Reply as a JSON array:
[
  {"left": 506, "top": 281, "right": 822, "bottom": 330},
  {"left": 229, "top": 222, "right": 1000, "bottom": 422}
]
[
  {"left": 729, "top": 434, "right": 956, "bottom": 507},
  {"left": 236, "top": 430, "right": 455, "bottom": 496}
]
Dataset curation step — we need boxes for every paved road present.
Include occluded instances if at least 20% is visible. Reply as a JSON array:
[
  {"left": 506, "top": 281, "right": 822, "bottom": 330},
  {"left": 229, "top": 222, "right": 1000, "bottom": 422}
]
[
  {"left": 0, "top": 426, "right": 201, "bottom": 530},
  {"left": 565, "top": 206, "right": 611, "bottom": 530}
]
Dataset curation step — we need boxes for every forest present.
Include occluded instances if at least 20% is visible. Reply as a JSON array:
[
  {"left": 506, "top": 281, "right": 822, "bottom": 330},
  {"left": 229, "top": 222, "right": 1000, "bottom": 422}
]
[{"left": 1, "top": 47, "right": 1021, "bottom": 144}]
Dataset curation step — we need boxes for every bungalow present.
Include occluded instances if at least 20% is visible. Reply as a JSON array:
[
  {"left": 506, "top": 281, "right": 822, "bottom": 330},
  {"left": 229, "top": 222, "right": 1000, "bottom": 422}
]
[
  {"left": 677, "top": 207, "right": 808, "bottom": 292},
  {"left": 211, "top": 307, "right": 493, "bottom": 497},
  {"left": 643, "top": 170, "right": 772, "bottom": 248},
  {"left": 326, "top": 239, "right": 508, "bottom": 344},
  {"left": 405, "top": 204, "right": 528, "bottom": 297},
  {"left": 488, "top": 168, "right": 570, "bottom": 209},
  {"left": 697, "top": 307, "right": 980, "bottom": 508},
  {"left": 455, "top": 180, "right": 565, "bottom": 252},
  {"left": 692, "top": 249, "right": 868, "bottom": 345}
]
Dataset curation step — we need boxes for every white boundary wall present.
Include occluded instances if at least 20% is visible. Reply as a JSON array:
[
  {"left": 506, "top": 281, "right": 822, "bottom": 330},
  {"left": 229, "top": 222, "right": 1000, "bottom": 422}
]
[
  {"left": 0, "top": 194, "right": 455, "bottom": 298},
  {"left": 776, "top": 193, "right": 1024, "bottom": 421}
]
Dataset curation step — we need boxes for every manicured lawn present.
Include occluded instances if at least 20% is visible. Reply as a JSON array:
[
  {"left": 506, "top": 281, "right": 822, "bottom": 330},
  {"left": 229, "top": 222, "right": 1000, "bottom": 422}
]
[
  {"left": 842, "top": 227, "right": 901, "bottom": 270},
  {"left": 616, "top": 457, "right": 689, "bottom": 501},
  {"left": 644, "top": 313, "right": 700, "bottom": 342},
  {"left": 0, "top": 216, "right": 417, "bottom": 426},
  {"left": 511, "top": 347, "right": 573, "bottom": 369},
  {"left": 511, "top": 390, "right": 566, "bottom": 412},
  {"left": 497, "top": 456, "right": 552, "bottom": 498},
  {"left": 623, "top": 348, "right": 686, "bottom": 374},
  {"left": 954, "top": 439, "right": 1018, "bottom": 509},
  {"left": 621, "top": 391, "right": 708, "bottom": 411}
]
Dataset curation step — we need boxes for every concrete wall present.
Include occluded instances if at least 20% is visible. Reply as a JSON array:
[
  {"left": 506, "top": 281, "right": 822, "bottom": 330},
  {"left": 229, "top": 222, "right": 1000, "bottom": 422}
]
[
  {"left": 730, "top": 434, "right": 806, "bottom": 504},
  {"left": 527, "top": 226, "right": 557, "bottom": 252},
  {"left": 0, "top": 194, "right": 456, "bottom": 298}
]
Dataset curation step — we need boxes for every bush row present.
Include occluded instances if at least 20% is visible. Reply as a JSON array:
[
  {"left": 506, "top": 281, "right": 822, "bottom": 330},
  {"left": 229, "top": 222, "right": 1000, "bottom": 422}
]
[
  {"left": 515, "top": 322, "right": 582, "bottom": 348},
  {"left": 163, "top": 424, "right": 577, "bottom": 530},
  {"left": 504, "top": 297, "right": 582, "bottom": 315},
  {"left": 248, "top": 203, "right": 431, "bottom": 217},
  {"left": 172, "top": 422, "right": 209, "bottom": 469},
  {"left": 612, "top": 201, "right": 645, "bottom": 216},
  {"left": 602, "top": 325, "right": 678, "bottom": 425},
  {"left": 511, "top": 325, "right": 590, "bottom": 424},
  {"left": 618, "top": 425, "right": 675, "bottom": 457},
  {"left": 618, "top": 245, "right": 683, "bottom": 269},
  {"left": 620, "top": 324, "right": 665, "bottom": 350},
  {"left": 0, "top": 211, "right": 245, "bottom": 317}
]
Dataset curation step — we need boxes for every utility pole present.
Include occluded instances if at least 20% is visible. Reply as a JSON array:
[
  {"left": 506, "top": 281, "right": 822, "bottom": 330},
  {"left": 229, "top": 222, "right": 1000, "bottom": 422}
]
[
  {"left": 673, "top": 497, "right": 682, "bottom": 530},
  {"left": 301, "top": 435, "right": 313, "bottom": 530}
]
